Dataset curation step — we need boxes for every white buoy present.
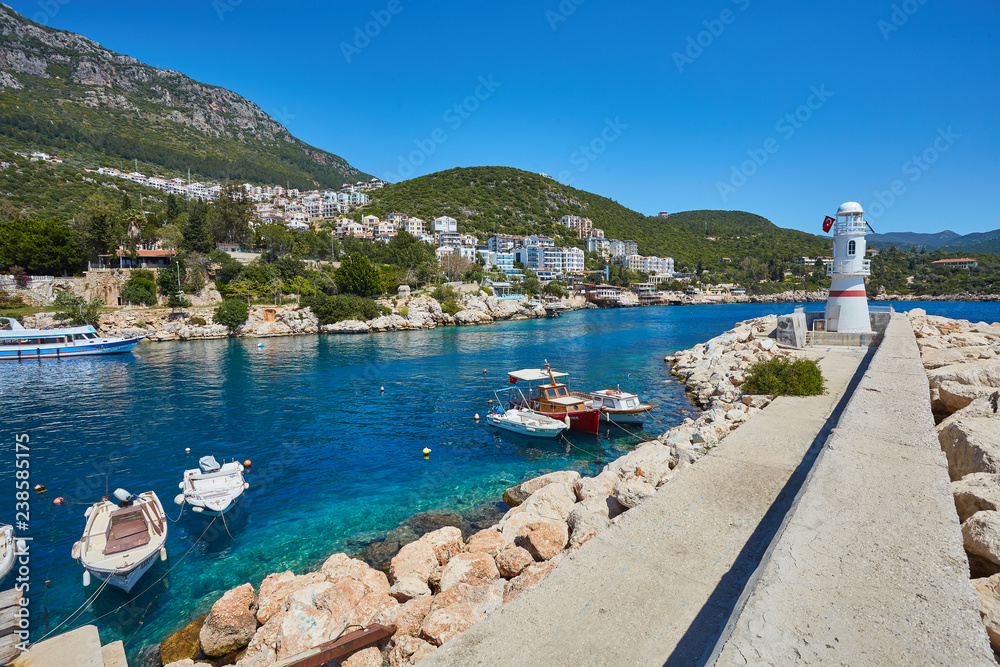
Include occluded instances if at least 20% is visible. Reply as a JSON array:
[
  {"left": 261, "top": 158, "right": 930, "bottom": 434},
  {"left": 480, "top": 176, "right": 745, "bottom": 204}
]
[
  {"left": 474, "top": 413, "right": 480, "bottom": 421},
  {"left": 185, "top": 447, "right": 191, "bottom": 453},
  {"left": 174, "top": 494, "right": 185, "bottom": 506},
  {"left": 160, "top": 546, "right": 168, "bottom": 561},
  {"left": 564, "top": 416, "right": 571, "bottom": 427},
  {"left": 83, "top": 570, "right": 91, "bottom": 587}
]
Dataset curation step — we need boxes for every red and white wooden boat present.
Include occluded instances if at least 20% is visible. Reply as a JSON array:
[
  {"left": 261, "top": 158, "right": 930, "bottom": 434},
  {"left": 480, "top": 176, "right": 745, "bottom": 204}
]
[{"left": 507, "top": 364, "right": 603, "bottom": 434}]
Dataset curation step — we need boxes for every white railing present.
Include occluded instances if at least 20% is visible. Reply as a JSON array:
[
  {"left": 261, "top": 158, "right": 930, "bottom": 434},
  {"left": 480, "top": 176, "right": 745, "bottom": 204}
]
[
  {"left": 826, "top": 259, "right": 871, "bottom": 276},
  {"left": 834, "top": 220, "right": 868, "bottom": 235}
]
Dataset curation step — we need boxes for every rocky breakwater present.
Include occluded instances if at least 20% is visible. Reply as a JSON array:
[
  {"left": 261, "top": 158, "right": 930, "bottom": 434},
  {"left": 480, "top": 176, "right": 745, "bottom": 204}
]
[
  {"left": 157, "top": 315, "right": 787, "bottom": 666},
  {"left": 906, "top": 309, "right": 1000, "bottom": 659}
]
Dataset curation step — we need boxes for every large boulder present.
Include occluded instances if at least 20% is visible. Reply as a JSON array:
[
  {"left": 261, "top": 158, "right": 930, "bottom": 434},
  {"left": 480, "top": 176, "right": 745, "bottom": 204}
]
[
  {"left": 516, "top": 522, "right": 569, "bottom": 561},
  {"left": 503, "top": 561, "right": 559, "bottom": 603},
  {"left": 613, "top": 477, "right": 657, "bottom": 509},
  {"left": 963, "top": 511, "right": 1000, "bottom": 572},
  {"left": 419, "top": 527, "right": 464, "bottom": 566},
  {"left": 438, "top": 552, "right": 500, "bottom": 591},
  {"left": 321, "top": 553, "right": 390, "bottom": 597},
  {"left": 938, "top": 382, "right": 1000, "bottom": 415},
  {"left": 953, "top": 473, "right": 1000, "bottom": 523},
  {"left": 389, "top": 577, "right": 431, "bottom": 602},
  {"left": 921, "top": 348, "right": 967, "bottom": 369},
  {"left": 566, "top": 503, "right": 613, "bottom": 551},
  {"left": 520, "top": 482, "right": 577, "bottom": 522},
  {"left": 503, "top": 471, "right": 581, "bottom": 507},
  {"left": 388, "top": 635, "right": 436, "bottom": 666},
  {"left": 573, "top": 471, "right": 618, "bottom": 502},
  {"left": 255, "top": 571, "right": 325, "bottom": 624},
  {"left": 338, "top": 646, "right": 383, "bottom": 667},
  {"left": 975, "top": 574, "right": 1000, "bottom": 654},
  {"left": 199, "top": 583, "right": 258, "bottom": 657},
  {"left": 377, "top": 594, "right": 434, "bottom": 641},
  {"left": 420, "top": 584, "right": 501, "bottom": 646},
  {"left": 494, "top": 546, "right": 534, "bottom": 578},
  {"left": 390, "top": 540, "right": 439, "bottom": 585},
  {"left": 939, "top": 417, "right": 1000, "bottom": 481},
  {"left": 929, "top": 359, "right": 1000, "bottom": 390},
  {"left": 465, "top": 528, "right": 505, "bottom": 556},
  {"left": 604, "top": 442, "right": 676, "bottom": 488}
]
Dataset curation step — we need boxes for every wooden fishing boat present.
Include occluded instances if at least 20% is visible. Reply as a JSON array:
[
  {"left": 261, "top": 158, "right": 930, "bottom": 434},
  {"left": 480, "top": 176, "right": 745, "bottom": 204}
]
[
  {"left": 571, "top": 388, "right": 659, "bottom": 425},
  {"left": 507, "top": 363, "right": 602, "bottom": 434},
  {"left": 71, "top": 489, "right": 168, "bottom": 593},
  {"left": 174, "top": 456, "right": 248, "bottom": 517}
]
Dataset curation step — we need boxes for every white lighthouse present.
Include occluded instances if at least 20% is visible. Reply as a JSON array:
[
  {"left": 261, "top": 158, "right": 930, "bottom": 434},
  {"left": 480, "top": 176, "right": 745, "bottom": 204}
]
[{"left": 825, "top": 202, "right": 872, "bottom": 333}]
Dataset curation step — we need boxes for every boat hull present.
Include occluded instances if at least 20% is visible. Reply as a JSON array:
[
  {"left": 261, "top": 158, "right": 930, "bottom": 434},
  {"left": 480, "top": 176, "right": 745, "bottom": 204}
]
[
  {"left": 532, "top": 408, "right": 602, "bottom": 434},
  {"left": 86, "top": 548, "right": 160, "bottom": 593},
  {"left": 0, "top": 527, "right": 14, "bottom": 583},
  {"left": 189, "top": 494, "right": 241, "bottom": 517},
  {"left": 486, "top": 415, "right": 566, "bottom": 439},
  {"left": 0, "top": 337, "right": 144, "bottom": 361},
  {"left": 602, "top": 411, "right": 648, "bottom": 425}
]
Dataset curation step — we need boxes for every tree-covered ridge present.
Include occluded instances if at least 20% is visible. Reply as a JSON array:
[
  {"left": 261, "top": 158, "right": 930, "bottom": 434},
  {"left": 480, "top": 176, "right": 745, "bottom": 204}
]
[
  {"left": 0, "top": 4, "right": 369, "bottom": 190},
  {"left": 362, "top": 166, "right": 830, "bottom": 266}
]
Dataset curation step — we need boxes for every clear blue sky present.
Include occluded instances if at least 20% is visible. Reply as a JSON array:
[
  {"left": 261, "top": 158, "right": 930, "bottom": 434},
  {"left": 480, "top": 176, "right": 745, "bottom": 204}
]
[{"left": 10, "top": 0, "right": 999, "bottom": 235}]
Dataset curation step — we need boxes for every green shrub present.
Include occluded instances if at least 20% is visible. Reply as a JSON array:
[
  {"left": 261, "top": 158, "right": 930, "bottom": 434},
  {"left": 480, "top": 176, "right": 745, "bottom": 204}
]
[
  {"left": 431, "top": 285, "right": 458, "bottom": 303},
  {"left": 303, "top": 294, "right": 383, "bottom": 324},
  {"left": 0, "top": 290, "right": 25, "bottom": 308},
  {"left": 743, "top": 356, "right": 826, "bottom": 396},
  {"left": 481, "top": 285, "right": 493, "bottom": 296},
  {"left": 53, "top": 292, "right": 104, "bottom": 325},
  {"left": 398, "top": 305, "right": 409, "bottom": 317},
  {"left": 441, "top": 297, "right": 461, "bottom": 316},
  {"left": 122, "top": 269, "right": 157, "bottom": 306},
  {"left": 214, "top": 299, "right": 249, "bottom": 330},
  {"left": 189, "top": 316, "right": 207, "bottom": 326}
]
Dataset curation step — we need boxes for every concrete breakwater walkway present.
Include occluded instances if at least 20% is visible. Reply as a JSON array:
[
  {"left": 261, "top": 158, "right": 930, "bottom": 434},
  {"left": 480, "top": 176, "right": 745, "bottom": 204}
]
[{"left": 423, "top": 314, "right": 990, "bottom": 666}]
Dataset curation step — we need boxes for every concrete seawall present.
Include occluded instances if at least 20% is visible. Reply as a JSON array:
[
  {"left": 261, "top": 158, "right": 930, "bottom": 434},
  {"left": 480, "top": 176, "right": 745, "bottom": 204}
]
[
  {"left": 423, "top": 314, "right": 991, "bottom": 666},
  {"left": 716, "top": 313, "right": 992, "bottom": 665}
]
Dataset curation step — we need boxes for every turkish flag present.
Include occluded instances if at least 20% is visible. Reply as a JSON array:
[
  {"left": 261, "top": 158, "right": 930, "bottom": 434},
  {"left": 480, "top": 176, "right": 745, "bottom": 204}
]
[
  {"left": 822, "top": 216, "right": 835, "bottom": 233},
  {"left": 509, "top": 376, "right": 517, "bottom": 384}
]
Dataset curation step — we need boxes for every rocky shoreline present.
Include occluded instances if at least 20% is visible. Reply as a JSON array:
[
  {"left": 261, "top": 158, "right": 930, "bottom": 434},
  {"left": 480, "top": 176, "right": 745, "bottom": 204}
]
[
  {"left": 22, "top": 291, "right": 593, "bottom": 343},
  {"left": 153, "top": 315, "right": 799, "bottom": 667},
  {"left": 905, "top": 309, "right": 1000, "bottom": 660}
]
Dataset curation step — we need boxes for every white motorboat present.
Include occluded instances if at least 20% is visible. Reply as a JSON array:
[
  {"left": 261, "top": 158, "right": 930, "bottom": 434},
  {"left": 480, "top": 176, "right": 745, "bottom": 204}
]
[
  {"left": 0, "top": 524, "right": 15, "bottom": 582},
  {"left": 0, "top": 317, "right": 144, "bottom": 361},
  {"left": 486, "top": 387, "right": 570, "bottom": 438},
  {"left": 573, "top": 388, "right": 659, "bottom": 425},
  {"left": 71, "top": 489, "right": 168, "bottom": 593},
  {"left": 174, "top": 456, "right": 248, "bottom": 517}
]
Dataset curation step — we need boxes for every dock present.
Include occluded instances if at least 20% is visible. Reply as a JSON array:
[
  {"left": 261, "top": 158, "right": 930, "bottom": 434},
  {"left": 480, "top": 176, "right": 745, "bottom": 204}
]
[
  {"left": 0, "top": 588, "right": 25, "bottom": 665},
  {"left": 9, "top": 625, "right": 126, "bottom": 667}
]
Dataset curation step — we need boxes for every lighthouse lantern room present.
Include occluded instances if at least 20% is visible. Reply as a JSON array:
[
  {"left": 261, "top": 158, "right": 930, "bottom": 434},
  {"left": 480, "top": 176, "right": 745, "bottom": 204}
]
[{"left": 825, "top": 202, "right": 872, "bottom": 333}]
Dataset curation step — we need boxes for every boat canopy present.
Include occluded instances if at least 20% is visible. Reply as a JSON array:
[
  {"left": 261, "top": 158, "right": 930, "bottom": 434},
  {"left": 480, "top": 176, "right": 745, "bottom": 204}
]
[
  {"left": 508, "top": 369, "right": 569, "bottom": 382},
  {"left": 199, "top": 456, "right": 221, "bottom": 474}
]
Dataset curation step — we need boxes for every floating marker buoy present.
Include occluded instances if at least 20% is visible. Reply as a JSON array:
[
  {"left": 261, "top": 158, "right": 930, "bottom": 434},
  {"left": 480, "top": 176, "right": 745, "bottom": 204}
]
[
  {"left": 488, "top": 399, "right": 493, "bottom": 405},
  {"left": 422, "top": 447, "right": 431, "bottom": 457},
  {"left": 54, "top": 497, "right": 64, "bottom": 505},
  {"left": 185, "top": 447, "right": 191, "bottom": 453},
  {"left": 33, "top": 484, "right": 45, "bottom": 493},
  {"left": 244, "top": 460, "right": 252, "bottom": 468},
  {"left": 657, "top": 420, "right": 662, "bottom": 424},
  {"left": 380, "top": 386, "right": 385, "bottom": 393},
  {"left": 483, "top": 369, "right": 487, "bottom": 374},
  {"left": 474, "top": 413, "right": 480, "bottom": 421},
  {"left": 258, "top": 343, "right": 264, "bottom": 348}
]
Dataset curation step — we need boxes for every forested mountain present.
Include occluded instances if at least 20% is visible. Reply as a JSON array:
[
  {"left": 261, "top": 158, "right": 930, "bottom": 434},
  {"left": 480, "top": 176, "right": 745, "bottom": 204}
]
[
  {"left": 868, "top": 228, "right": 1000, "bottom": 253},
  {"left": 361, "top": 166, "right": 831, "bottom": 266},
  {"left": 0, "top": 4, "right": 368, "bottom": 190}
]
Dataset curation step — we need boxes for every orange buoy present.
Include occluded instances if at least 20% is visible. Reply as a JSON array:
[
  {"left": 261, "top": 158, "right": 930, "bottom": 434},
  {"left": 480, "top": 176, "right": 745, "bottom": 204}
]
[
  {"left": 53, "top": 497, "right": 64, "bottom": 505},
  {"left": 244, "top": 460, "right": 252, "bottom": 468}
]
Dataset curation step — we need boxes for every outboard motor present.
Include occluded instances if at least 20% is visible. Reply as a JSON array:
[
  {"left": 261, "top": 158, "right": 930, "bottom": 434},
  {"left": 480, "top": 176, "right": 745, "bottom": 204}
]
[{"left": 113, "top": 488, "right": 135, "bottom": 507}]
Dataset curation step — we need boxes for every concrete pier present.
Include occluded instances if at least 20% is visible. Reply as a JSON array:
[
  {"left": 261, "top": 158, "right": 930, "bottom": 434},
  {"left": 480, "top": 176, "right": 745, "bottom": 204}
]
[{"left": 423, "top": 314, "right": 990, "bottom": 666}]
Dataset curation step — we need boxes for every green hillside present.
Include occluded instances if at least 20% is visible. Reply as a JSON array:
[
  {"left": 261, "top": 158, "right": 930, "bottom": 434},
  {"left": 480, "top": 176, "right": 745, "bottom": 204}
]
[
  {"left": 361, "top": 166, "right": 830, "bottom": 266},
  {"left": 0, "top": 5, "right": 369, "bottom": 192}
]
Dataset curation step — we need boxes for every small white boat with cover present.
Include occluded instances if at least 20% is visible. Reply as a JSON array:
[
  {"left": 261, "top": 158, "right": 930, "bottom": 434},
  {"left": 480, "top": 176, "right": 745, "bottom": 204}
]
[
  {"left": 486, "top": 387, "right": 570, "bottom": 438},
  {"left": 174, "top": 456, "right": 249, "bottom": 517}
]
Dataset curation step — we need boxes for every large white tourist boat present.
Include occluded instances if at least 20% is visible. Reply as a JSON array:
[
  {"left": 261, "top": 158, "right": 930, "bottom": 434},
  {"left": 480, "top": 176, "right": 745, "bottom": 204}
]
[
  {"left": 0, "top": 318, "right": 144, "bottom": 361},
  {"left": 71, "top": 489, "right": 168, "bottom": 593},
  {"left": 174, "top": 456, "right": 249, "bottom": 517}
]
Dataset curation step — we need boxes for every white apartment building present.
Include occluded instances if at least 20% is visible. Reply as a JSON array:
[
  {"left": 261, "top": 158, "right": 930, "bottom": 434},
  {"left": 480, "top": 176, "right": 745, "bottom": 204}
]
[
  {"left": 487, "top": 235, "right": 522, "bottom": 253},
  {"left": 587, "top": 237, "right": 611, "bottom": 257},
  {"left": 402, "top": 218, "right": 426, "bottom": 235},
  {"left": 433, "top": 216, "right": 459, "bottom": 234}
]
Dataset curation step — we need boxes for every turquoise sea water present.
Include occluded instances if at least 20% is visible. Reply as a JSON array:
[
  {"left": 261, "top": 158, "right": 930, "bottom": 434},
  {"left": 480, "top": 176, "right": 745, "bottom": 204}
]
[{"left": 2, "top": 300, "right": 999, "bottom": 660}]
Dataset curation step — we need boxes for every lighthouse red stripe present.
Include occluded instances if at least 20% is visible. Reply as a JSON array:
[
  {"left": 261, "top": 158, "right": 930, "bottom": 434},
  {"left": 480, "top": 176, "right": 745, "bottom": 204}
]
[{"left": 828, "top": 290, "right": 867, "bottom": 297}]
